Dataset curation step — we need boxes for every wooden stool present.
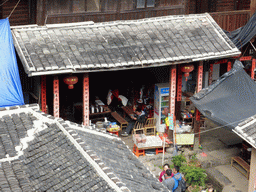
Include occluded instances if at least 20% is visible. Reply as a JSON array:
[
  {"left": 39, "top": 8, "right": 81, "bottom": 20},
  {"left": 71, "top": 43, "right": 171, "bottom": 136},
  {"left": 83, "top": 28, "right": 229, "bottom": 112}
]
[{"left": 133, "top": 144, "right": 145, "bottom": 157}]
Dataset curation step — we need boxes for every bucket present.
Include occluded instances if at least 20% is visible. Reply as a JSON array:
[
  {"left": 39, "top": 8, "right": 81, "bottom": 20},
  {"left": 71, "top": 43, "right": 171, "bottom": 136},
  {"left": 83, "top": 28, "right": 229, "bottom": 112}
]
[{"left": 96, "top": 121, "right": 104, "bottom": 128}]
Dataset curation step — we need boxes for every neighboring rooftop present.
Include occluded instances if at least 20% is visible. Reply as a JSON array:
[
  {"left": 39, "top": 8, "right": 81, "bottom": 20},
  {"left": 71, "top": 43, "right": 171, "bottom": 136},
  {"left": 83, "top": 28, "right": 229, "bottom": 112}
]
[
  {"left": 0, "top": 104, "right": 168, "bottom": 191},
  {"left": 234, "top": 114, "right": 256, "bottom": 149},
  {"left": 11, "top": 13, "right": 240, "bottom": 76}
]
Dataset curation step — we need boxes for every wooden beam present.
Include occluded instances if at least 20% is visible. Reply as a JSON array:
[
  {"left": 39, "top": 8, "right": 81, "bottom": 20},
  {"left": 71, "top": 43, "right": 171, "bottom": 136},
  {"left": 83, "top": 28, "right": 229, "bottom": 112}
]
[
  {"left": 83, "top": 73, "right": 89, "bottom": 126},
  {"left": 240, "top": 56, "right": 252, "bottom": 61},
  {"left": 41, "top": 75, "right": 47, "bottom": 113},
  {"left": 53, "top": 76, "right": 59, "bottom": 118}
]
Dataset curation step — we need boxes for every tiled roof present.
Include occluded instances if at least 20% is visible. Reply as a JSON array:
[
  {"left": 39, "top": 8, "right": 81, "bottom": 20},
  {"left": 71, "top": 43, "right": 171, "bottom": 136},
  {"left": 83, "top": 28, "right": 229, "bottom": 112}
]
[
  {"left": 0, "top": 104, "right": 169, "bottom": 191},
  {"left": 234, "top": 115, "right": 256, "bottom": 149},
  {"left": 11, "top": 13, "right": 240, "bottom": 76}
]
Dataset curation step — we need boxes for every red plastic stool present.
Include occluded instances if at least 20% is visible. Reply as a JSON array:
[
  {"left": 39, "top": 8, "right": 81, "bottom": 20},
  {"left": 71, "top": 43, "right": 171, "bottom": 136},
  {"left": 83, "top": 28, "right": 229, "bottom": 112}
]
[
  {"left": 156, "top": 147, "right": 165, "bottom": 155},
  {"left": 133, "top": 144, "right": 145, "bottom": 157}
]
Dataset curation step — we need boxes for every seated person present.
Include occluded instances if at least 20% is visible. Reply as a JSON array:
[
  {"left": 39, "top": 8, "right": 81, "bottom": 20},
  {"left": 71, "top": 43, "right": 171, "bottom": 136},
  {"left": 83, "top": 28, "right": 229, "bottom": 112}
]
[{"left": 121, "top": 108, "right": 146, "bottom": 136}]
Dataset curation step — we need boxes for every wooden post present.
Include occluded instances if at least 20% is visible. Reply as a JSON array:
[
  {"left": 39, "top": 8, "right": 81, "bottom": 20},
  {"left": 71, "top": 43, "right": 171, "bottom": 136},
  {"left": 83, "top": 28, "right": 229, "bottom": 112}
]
[
  {"left": 53, "top": 76, "right": 59, "bottom": 118},
  {"left": 251, "top": 59, "right": 256, "bottom": 80},
  {"left": 37, "top": 0, "right": 47, "bottom": 25},
  {"left": 195, "top": 61, "right": 203, "bottom": 134},
  {"left": 227, "top": 61, "right": 232, "bottom": 72},
  {"left": 83, "top": 73, "right": 89, "bottom": 126},
  {"left": 41, "top": 75, "right": 47, "bottom": 113},
  {"left": 169, "top": 65, "right": 177, "bottom": 142},
  {"left": 208, "top": 64, "right": 213, "bottom": 85},
  {"left": 176, "top": 65, "right": 182, "bottom": 102},
  {"left": 251, "top": 0, "right": 256, "bottom": 17},
  {"left": 176, "top": 65, "right": 183, "bottom": 120},
  {"left": 169, "top": 65, "right": 177, "bottom": 117}
]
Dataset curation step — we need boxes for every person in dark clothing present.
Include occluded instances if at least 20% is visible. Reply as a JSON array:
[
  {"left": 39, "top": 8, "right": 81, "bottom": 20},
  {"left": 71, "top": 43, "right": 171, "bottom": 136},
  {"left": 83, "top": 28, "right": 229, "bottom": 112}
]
[
  {"left": 162, "top": 169, "right": 174, "bottom": 191},
  {"left": 121, "top": 108, "right": 146, "bottom": 136}
]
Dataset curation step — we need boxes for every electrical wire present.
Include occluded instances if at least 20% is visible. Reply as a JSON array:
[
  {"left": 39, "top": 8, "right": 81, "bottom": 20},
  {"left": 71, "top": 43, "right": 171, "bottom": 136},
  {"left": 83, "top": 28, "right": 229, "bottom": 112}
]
[
  {"left": 0, "top": 0, "right": 9, "bottom": 7},
  {"left": 8, "top": 0, "right": 21, "bottom": 18},
  {"left": 192, "top": 117, "right": 250, "bottom": 136}
]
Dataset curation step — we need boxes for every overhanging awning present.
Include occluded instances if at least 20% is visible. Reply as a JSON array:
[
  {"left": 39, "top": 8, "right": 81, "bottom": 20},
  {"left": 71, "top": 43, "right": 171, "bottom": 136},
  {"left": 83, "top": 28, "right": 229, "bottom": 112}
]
[
  {"left": 190, "top": 60, "right": 256, "bottom": 130},
  {"left": 11, "top": 13, "right": 240, "bottom": 76}
]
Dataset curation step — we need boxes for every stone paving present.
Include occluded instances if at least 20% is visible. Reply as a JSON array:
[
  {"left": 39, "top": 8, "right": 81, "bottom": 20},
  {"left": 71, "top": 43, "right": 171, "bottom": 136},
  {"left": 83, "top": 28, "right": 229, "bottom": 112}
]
[{"left": 120, "top": 119, "right": 249, "bottom": 192}]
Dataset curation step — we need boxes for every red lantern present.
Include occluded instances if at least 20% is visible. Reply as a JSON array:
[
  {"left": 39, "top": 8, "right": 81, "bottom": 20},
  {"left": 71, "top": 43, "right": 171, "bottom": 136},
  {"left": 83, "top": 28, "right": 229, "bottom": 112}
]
[
  {"left": 181, "top": 64, "right": 194, "bottom": 81},
  {"left": 63, "top": 76, "right": 78, "bottom": 89}
]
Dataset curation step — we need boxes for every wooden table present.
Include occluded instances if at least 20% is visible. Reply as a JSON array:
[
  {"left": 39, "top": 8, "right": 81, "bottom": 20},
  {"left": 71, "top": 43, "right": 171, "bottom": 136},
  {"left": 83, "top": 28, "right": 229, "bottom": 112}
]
[
  {"left": 231, "top": 156, "right": 250, "bottom": 179},
  {"left": 133, "top": 144, "right": 165, "bottom": 157},
  {"left": 122, "top": 106, "right": 135, "bottom": 119},
  {"left": 89, "top": 106, "right": 111, "bottom": 117}
]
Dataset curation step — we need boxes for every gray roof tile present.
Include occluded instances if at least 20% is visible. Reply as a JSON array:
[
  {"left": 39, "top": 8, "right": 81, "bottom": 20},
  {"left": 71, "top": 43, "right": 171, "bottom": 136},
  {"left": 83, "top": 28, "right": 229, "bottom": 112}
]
[
  {"left": 0, "top": 104, "right": 169, "bottom": 191},
  {"left": 12, "top": 13, "right": 240, "bottom": 76},
  {"left": 234, "top": 115, "right": 256, "bottom": 148}
]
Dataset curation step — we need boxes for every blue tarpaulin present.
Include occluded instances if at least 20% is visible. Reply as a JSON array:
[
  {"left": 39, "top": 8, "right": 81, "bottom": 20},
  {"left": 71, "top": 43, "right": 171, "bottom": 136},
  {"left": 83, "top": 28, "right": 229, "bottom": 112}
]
[{"left": 0, "top": 18, "right": 24, "bottom": 107}]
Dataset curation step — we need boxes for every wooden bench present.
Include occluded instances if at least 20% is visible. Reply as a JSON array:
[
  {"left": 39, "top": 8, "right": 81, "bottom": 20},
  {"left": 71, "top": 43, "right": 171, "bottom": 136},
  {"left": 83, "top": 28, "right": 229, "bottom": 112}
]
[
  {"left": 231, "top": 156, "right": 250, "bottom": 179},
  {"left": 111, "top": 112, "right": 128, "bottom": 131}
]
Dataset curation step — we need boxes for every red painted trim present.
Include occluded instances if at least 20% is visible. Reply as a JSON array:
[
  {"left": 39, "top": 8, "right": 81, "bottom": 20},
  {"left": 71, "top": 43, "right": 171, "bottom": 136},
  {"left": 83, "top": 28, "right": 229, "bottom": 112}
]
[
  {"left": 41, "top": 75, "right": 47, "bottom": 113},
  {"left": 83, "top": 73, "right": 89, "bottom": 126},
  {"left": 53, "top": 76, "right": 59, "bottom": 118},
  {"left": 239, "top": 56, "right": 252, "bottom": 61},
  {"left": 214, "top": 59, "right": 228, "bottom": 64}
]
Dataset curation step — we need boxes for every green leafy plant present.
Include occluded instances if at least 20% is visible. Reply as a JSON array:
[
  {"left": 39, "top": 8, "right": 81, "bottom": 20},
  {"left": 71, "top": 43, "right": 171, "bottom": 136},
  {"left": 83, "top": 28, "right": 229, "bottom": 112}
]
[
  {"left": 183, "top": 166, "right": 207, "bottom": 187},
  {"left": 171, "top": 154, "right": 187, "bottom": 167}
]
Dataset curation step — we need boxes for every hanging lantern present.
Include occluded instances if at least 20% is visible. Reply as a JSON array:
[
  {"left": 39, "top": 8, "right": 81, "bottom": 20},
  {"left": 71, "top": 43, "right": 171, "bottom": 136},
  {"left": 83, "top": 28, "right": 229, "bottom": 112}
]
[
  {"left": 181, "top": 64, "right": 194, "bottom": 81},
  {"left": 63, "top": 76, "right": 78, "bottom": 89}
]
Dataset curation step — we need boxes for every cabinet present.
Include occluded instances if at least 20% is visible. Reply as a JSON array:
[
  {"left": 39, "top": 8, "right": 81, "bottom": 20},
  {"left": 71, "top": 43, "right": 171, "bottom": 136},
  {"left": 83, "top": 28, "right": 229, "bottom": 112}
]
[{"left": 154, "top": 83, "right": 169, "bottom": 132}]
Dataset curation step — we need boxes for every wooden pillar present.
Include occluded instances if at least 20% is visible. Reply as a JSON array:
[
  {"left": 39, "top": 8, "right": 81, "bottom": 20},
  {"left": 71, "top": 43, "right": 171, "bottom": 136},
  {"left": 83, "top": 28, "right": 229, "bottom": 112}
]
[
  {"left": 41, "top": 75, "right": 47, "bottom": 113},
  {"left": 53, "top": 76, "right": 59, "bottom": 118},
  {"left": 251, "top": 59, "right": 256, "bottom": 80},
  {"left": 169, "top": 65, "right": 177, "bottom": 117},
  {"left": 37, "top": 0, "right": 47, "bottom": 25},
  {"left": 195, "top": 61, "right": 203, "bottom": 134},
  {"left": 208, "top": 64, "right": 213, "bottom": 85},
  {"left": 176, "top": 65, "right": 183, "bottom": 120},
  {"left": 248, "top": 148, "right": 256, "bottom": 192},
  {"left": 169, "top": 65, "right": 177, "bottom": 141},
  {"left": 251, "top": 0, "right": 256, "bottom": 17},
  {"left": 83, "top": 73, "right": 89, "bottom": 126},
  {"left": 227, "top": 61, "right": 232, "bottom": 72}
]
